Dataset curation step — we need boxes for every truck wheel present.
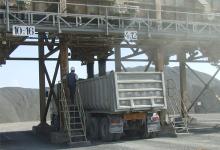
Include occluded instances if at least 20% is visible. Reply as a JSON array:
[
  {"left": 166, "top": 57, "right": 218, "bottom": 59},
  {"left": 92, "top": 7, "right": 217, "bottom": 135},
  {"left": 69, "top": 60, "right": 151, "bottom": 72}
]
[
  {"left": 149, "top": 132, "right": 158, "bottom": 138},
  {"left": 139, "top": 130, "right": 149, "bottom": 139},
  {"left": 88, "top": 118, "right": 99, "bottom": 141},
  {"left": 124, "top": 130, "right": 135, "bottom": 137},
  {"left": 100, "top": 117, "right": 113, "bottom": 142},
  {"left": 113, "top": 133, "right": 121, "bottom": 141}
]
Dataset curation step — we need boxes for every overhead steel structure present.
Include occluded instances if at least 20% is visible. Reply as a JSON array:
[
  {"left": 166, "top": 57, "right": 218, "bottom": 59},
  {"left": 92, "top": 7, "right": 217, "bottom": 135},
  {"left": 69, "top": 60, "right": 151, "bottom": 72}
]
[{"left": 0, "top": 0, "right": 220, "bottom": 136}]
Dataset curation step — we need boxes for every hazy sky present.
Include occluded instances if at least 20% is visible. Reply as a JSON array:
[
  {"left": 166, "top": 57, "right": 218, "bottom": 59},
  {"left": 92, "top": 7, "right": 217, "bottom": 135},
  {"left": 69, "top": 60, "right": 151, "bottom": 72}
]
[{"left": 0, "top": 45, "right": 219, "bottom": 88}]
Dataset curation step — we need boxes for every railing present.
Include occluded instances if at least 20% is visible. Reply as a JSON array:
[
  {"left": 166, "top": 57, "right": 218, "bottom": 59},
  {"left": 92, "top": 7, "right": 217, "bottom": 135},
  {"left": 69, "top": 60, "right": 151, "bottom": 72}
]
[
  {"left": 0, "top": 1, "right": 220, "bottom": 37},
  {"left": 166, "top": 79, "right": 188, "bottom": 118},
  {"left": 75, "top": 87, "right": 87, "bottom": 139},
  {"left": 59, "top": 83, "right": 71, "bottom": 143}
]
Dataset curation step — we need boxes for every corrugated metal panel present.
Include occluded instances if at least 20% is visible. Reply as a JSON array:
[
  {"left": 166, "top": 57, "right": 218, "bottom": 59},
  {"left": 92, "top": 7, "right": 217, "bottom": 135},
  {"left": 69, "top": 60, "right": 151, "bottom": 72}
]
[
  {"left": 77, "top": 72, "right": 166, "bottom": 113},
  {"left": 77, "top": 72, "right": 116, "bottom": 112}
]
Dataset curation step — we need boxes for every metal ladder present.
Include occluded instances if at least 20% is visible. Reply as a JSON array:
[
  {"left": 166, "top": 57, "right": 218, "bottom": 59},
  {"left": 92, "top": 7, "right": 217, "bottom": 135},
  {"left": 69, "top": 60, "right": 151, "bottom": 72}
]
[
  {"left": 59, "top": 83, "right": 88, "bottom": 144},
  {"left": 166, "top": 79, "right": 189, "bottom": 135}
]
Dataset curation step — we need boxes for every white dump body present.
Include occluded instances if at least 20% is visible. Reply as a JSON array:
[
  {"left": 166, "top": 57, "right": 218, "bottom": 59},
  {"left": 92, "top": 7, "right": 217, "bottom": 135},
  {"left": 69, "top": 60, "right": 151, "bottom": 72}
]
[{"left": 77, "top": 72, "right": 167, "bottom": 113}]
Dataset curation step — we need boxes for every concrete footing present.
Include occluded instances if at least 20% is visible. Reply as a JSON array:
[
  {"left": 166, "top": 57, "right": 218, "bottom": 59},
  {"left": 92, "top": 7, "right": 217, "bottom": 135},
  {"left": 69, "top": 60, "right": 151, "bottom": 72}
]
[
  {"left": 33, "top": 123, "right": 69, "bottom": 144},
  {"left": 160, "top": 125, "right": 177, "bottom": 137},
  {"left": 32, "top": 123, "right": 53, "bottom": 137},
  {"left": 50, "top": 131, "right": 69, "bottom": 144}
]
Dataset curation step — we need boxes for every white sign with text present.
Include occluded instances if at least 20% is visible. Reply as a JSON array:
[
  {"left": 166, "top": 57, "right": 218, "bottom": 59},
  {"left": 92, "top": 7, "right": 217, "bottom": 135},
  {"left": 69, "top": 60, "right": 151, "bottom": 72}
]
[
  {"left": 124, "top": 31, "right": 138, "bottom": 41},
  {"left": 13, "top": 25, "right": 35, "bottom": 37}
]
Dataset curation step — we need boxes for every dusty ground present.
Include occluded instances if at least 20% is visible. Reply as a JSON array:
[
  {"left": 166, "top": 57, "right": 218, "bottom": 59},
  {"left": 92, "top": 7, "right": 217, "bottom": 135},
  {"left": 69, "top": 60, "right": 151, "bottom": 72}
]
[{"left": 0, "top": 114, "right": 220, "bottom": 150}]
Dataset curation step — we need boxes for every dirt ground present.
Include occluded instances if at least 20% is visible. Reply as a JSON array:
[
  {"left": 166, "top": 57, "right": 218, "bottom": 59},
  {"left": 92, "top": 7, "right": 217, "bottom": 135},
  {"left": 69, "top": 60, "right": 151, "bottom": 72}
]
[{"left": 0, "top": 114, "right": 220, "bottom": 150}]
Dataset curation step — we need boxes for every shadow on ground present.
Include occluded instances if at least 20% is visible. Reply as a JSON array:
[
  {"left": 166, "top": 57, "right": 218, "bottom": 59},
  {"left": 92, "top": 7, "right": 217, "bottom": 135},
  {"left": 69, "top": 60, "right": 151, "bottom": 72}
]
[{"left": 1, "top": 126, "right": 220, "bottom": 150}]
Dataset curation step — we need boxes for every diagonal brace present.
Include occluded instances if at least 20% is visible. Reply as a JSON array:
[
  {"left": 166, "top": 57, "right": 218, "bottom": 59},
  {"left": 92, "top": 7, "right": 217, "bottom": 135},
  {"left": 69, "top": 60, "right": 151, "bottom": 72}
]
[
  {"left": 42, "top": 56, "right": 60, "bottom": 122},
  {"left": 186, "top": 63, "right": 219, "bottom": 101},
  {"left": 187, "top": 67, "right": 220, "bottom": 112}
]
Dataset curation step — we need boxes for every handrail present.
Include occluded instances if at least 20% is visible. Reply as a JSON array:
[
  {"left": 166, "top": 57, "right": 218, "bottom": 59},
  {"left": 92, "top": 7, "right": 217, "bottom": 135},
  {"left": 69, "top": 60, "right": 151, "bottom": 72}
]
[
  {"left": 167, "top": 79, "right": 188, "bottom": 118},
  {"left": 59, "top": 83, "right": 71, "bottom": 142},
  {"left": 75, "top": 87, "right": 87, "bottom": 139},
  {"left": 5, "top": 1, "right": 220, "bottom": 20},
  {"left": 1, "top": 2, "right": 220, "bottom": 37},
  {"left": 29, "top": 1, "right": 220, "bottom": 16}
]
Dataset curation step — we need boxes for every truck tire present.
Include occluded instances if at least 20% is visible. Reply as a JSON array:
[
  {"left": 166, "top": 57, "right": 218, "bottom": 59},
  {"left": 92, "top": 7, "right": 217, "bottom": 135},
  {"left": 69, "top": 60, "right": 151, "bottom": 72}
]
[
  {"left": 150, "top": 132, "right": 159, "bottom": 138},
  {"left": 113, "top": 133, "right": 121, "bottom": 141},
  {"left": 124, "top": 130, "right": 135, "bottom": 137},
  {"left": 100, "top": 117, "right": 114, "bottom": 142},
  {"left": 88, "top": 118, "right": 99, "bottom": 141},
  {"left": 149, "top": 132, "right": 156, "bottom": 138},
  {"left": 139, "top": 130, "right": 149, "bottom": 139}
]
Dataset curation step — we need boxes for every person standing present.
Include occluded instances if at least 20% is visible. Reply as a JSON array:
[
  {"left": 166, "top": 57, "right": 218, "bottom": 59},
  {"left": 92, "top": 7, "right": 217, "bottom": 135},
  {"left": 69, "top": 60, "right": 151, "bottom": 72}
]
[{"left": 67, "top": 67, "right": 78, "bottom": 104}]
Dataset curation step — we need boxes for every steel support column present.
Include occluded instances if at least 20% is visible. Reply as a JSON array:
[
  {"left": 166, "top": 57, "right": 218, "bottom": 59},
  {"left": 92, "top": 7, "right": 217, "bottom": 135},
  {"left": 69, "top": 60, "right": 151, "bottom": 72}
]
[
  {"left": 115, "top": 46, "right": 121, "bottom": 72},
  {"left": 154, "top": 48, "right": 166, "bottom": 126},
  {"left": 98, "top": 59, "right": 106, "bottom": 76},
  {"left": 59, "top": 35, "right": 69, "bottom": 130},
  {"left": 59, "top": 0, "right": 67, "bottom": 13},
  {"left": 87, "top": 62, "right": 94, "bottom": 78},
  {"left": 179, "top": 51, "right": 188, "bottom": 117},
  {"left": 38, "top": 33, "right": 46, "bottom": 124},
  {"left": 155, "top": 0, "right": 162, "bottom": 26},
  {"left": 154, "top": 48, "right": 164, "bottom": 71},
  {"left": 59, "top": 36, "right": 69, "bottom": 83}
]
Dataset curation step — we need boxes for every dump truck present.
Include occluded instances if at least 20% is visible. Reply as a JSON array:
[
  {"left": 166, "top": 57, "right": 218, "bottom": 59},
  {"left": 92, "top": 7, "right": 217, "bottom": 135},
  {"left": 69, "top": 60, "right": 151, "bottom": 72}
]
[{"left": 51, "top": 71, "right": 167, "bottom": 141}]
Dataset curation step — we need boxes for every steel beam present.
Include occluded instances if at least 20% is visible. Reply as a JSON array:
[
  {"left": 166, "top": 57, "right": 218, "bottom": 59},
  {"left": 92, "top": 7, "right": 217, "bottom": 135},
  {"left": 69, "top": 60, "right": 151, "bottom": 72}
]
[
  {"left": 187, "top": 67, "right": 220, "bottom": 112},
  {"left": 154, "top": 48, "right": 166, "bottom": 126},
  {"left": 179, "top": 51, "right": 188, "bottom": 117},
  {"left": 98, "top": 59, "right": 106, "bottom": 76},
  {"left": 185, "top": 63, "right": 219, "bottom": 98},
  {"left": 59, "top": 35, "right": 69, "bottom": 130},
  {"left": 6, "top": 57, "right": 214, "bottom": 63},
  {"left": 115, "top": 46, "right": 121, "bottom": 72},
  {"left": 44, "top": 46, "right": 60, "bottom": 58},
  {"left": 144, "top": 60, "right": 152, "bottom": 72},
  {"left": 38, "top": 33, "right": 46, "bottom": 124},
  {"left": 5, "top": 0, "right": 9, "bottom": 32},
  {"left": 59, "top": 36, "right": 69, "bottom": 82},
  {"left": 43, "top": 59, "right": 60, "bottom": 123},
  {"left": 154, "top": 48, "right": 164, "bottom": 71},
  {"left": 155, "top": 0, "right": 162, "bottom": 25},
  {"left": 87, "top": 62, "right": 94, "bottom": 78},
  {"left": 121, "top": 63, "right": 127, "bottom": 72}
]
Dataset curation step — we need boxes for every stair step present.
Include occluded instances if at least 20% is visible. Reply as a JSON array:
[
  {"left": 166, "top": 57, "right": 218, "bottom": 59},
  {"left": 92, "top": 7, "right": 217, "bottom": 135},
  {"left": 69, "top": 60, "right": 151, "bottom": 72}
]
[
  {"left": 70, "top": 122, "right": 82, "bottom": 125},
  {"left": 70, "top": 120, "right": 81, "bottom": 123},
  {"left": 70, "top": 128, "right": 83, "bottom": 131},
  {"left": 69, "top": 110, "right": 79, "bottom": 112},
  {"left": 69, "top": 105, "right": 78, "bottom": 108},
  {"left": 175, "top": 133, "right": 190, "bottom": 135},
  {"left": 69, "top": 141, "right": 90, "bottom": 146},
  {"left": 70, "top": 116, "right": 80, "bottom": 119},
  {"left": 174, "top": 127, "right": 188, "bottom": 129},
  {"left": 70, "top": 135, "right": 85, "bottom": 138},
  {"left": 173, "top": 121, "right": 185, "bottom": 124}
]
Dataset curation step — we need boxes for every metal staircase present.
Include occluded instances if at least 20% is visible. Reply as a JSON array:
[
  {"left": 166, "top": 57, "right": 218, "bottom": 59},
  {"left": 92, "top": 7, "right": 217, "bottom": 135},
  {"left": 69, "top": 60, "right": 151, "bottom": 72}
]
[
  {"left": 166, "top": 79, "right": 189, "bottom": 135},
  {"left": 59, "top": 83, "right": 88, "bottom": 145}
]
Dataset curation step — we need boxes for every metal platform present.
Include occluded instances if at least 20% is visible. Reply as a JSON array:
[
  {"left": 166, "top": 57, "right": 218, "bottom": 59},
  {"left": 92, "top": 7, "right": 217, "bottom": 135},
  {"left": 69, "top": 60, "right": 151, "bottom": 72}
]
[{"left": 0, "top": 3, "right": 220, "bottom": 40}]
